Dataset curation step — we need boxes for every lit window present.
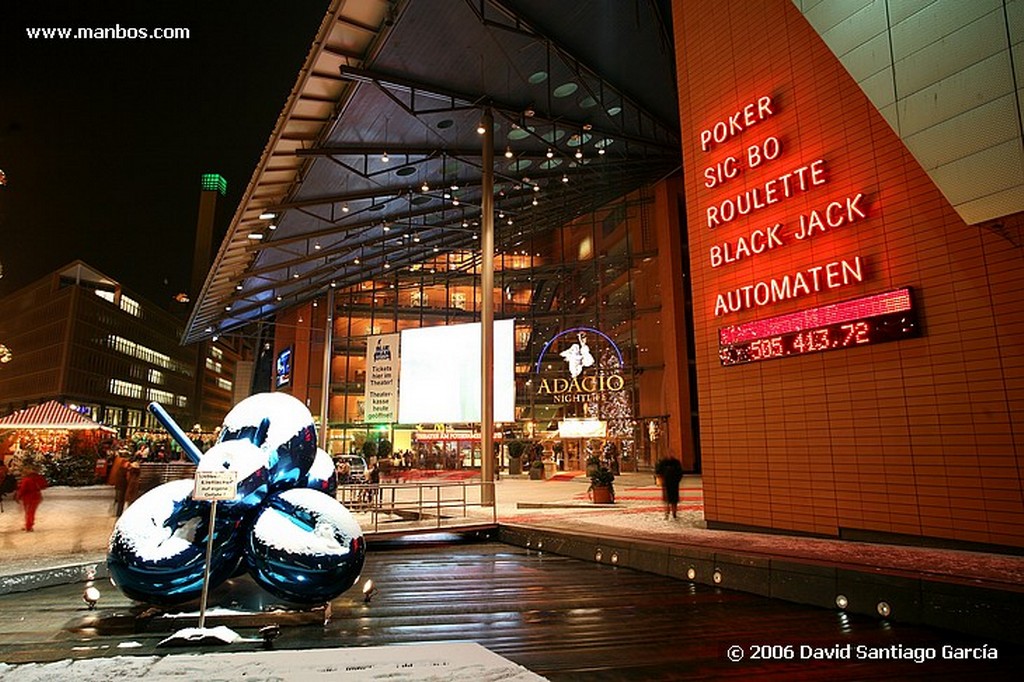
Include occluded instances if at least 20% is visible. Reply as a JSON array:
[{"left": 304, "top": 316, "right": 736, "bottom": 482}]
[
  {"left": 210, "top": 346, "right": 224, "bottom": 360},
  {"left": 147, "top": 388, "right": 174, "bottom": 404},
  {"left": 119, "top": 295, "right": 141, "bottom": 317},
  {"left": 148, "top": 369, "right": 164, "bottom": 385},
  {"left": 109, "top": 379, "right": 143, "bottom": 400},
  {"left": 217, "top": 378, "right": 233, "bottom": 391}
]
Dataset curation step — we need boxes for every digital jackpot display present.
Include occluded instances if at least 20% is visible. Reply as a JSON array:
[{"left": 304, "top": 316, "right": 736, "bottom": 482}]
[{"left": 718, "top": 288, "right": 919, "bottom": 366}]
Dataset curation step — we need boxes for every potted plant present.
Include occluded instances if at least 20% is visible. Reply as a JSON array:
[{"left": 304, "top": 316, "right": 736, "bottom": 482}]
[
  {"left": 507, "top": 440, "right": 525, "bottom": 475},
  {"left": 589, "top": 466, "right": 615, "bottom": 504},
  {"left": 585, "top": 455, "right": 601, "bottom": 477},
  {"left": 529, "top": 458, "right": 545, "bottom": 480}
]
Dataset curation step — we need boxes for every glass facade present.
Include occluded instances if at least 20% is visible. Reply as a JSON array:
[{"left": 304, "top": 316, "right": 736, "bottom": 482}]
[{"left": 278, "top": 185, "right": 694, "bottom": 472}]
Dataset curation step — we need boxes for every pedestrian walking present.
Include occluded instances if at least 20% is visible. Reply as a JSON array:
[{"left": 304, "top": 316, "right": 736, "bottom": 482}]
[
  {"left": 654, "top": 455, "right": 684, "bottom": 519},
  {"left": 14, "top": 465, "right": 47, "bottom": 531}
]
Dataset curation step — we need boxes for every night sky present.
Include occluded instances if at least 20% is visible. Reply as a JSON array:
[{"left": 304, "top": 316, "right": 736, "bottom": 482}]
[{"left": 0, "top": 1, "right": 328, "bottom": 307}]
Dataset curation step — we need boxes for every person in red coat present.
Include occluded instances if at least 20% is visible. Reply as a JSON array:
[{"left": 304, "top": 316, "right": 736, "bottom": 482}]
[{"left": 14, "top": 466, "right": 47, "bottom": 531}]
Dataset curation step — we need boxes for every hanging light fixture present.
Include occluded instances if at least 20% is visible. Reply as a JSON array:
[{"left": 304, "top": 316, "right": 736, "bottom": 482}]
[
  {"left": 504, "top": 146, "right": 513, "bottom": 159},
  {"left": 546, "top": 148, "right": 554, "bottom": 159}
]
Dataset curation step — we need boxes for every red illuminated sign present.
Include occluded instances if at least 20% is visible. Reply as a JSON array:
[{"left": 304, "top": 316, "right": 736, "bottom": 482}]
[
  {"left": 699, "top": 92, "right": 882, "bottom": 322},
  {"left": 718, "top": 288, "right": 919, "bottom": 366}
]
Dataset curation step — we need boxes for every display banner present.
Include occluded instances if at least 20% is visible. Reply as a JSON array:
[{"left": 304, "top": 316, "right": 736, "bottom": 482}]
[
  {"left": 558, "top": 418, "right": 607, "bottom": 439},
  {"left": 365, "top": 333, "right": 400, "bottom": 423}
]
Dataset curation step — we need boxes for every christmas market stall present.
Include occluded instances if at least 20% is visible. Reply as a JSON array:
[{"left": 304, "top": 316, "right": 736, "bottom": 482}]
[{"left": 0, "top": 400, "right": 116, "bottom": 486}]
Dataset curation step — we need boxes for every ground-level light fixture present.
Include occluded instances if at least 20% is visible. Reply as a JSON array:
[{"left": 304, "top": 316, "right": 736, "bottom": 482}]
[
  {"left": 362, "top": 578, "right": 379, "bottom": 604},
  {"left": 82, "top": 583, "right": 100, "bottom": 609}
]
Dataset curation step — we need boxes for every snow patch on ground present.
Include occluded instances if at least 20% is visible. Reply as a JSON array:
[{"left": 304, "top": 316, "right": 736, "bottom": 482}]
[{"left": 0, "top": 643, "right": 548, "bottom": 681}]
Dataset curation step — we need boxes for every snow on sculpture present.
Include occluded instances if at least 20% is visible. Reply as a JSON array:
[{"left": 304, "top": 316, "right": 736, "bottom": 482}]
[{"left": 107, "top": 393, "right": 365, "bottom": 606}]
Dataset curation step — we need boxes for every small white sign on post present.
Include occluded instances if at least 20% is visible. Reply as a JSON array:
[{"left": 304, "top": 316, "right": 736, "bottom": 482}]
[
  {"left": 193, "top": 470, "right": 238, "bottom": 500},
  {"left": 192, "top": 469, "right": 237, "bottom": 631}
]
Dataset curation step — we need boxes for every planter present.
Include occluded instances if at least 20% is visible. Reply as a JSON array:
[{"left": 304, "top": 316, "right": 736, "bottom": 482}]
[
  {"left": 620, "top": 458, "right": 636, "bottom": 473},
  {"left": 585, "top": 463, "right": 599, "bottom": 477},
  {"left": 590, "top": 484, "right": 613, "bottom": 504},
  {"left": 509, "top": 457, "right": 523, "bottom": 475},
  {"left": 529, "top": 464, "right": 545, "bottom": 480}
]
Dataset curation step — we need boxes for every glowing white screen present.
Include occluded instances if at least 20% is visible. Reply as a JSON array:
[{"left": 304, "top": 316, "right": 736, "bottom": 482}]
[{"left": 397, "top": 319, "right": 515, "bottom": 423}]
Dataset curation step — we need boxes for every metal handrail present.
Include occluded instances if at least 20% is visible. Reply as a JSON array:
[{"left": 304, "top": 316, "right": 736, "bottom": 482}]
[{"left": 336, "top": 480, "right": 496, "bottom": 532}]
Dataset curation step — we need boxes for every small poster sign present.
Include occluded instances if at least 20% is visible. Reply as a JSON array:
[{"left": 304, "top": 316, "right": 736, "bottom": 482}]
[{"left": 193, "top": 470, "right": 238, "bottom": 501}]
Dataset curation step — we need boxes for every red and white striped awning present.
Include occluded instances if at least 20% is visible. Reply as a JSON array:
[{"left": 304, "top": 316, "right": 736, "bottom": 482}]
[{"left": 0, "top": 400, "right": 115, "bottom": 432}]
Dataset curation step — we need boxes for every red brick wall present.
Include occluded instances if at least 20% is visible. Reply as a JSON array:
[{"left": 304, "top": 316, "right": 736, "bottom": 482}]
[{"left": 673, "top": 0, "right": 1024, "bottom": 547}]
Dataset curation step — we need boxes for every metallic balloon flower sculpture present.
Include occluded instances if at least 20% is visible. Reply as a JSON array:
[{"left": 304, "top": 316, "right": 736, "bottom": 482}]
[{"left": 107, "top": 393, "right": 366, "bottom": 605}]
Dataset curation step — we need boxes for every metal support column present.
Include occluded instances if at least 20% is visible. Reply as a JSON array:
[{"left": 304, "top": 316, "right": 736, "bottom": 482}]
[
  {"left": 480, "top": 108, "right": 496, "bottom": 507},
  {"left": 318, "top": 287, "right": 335, "bottom": 451}
]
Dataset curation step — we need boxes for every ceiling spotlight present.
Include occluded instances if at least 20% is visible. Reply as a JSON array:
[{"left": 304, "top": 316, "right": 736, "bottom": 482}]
[
  {"left": 330, "top": 281, "right": 337, "bottom": 288},
  {"left": 381, "top": 151, "right": 389, "bottom": 163},
  {"left": 293, "top": 273, "right": 300, "bottom": 279},
  {"left": 354, "top": 257, "right": 360, "bottom": 264},
  {"left": 561, "top": 173, "right": 569, "bottom": 183},
  {"left": 504, "top": 146, "right": 513, "bottom": 159},
  {"left": 574, "top": 149, "right": 583, "bottom": 159},
  {"left": 235, "top": 284, "right": 243, "bottom": 291},
  {"left": 476, "top": 122, "right": 486, "bottom": 134},
  {"left": 583, "top": 123, "right": 593, "bottom": 131},
  {"left": 452, "top": 197, "right": 460, "bottom": 206},
  {"left": 598, "top": 148, "right": 606, "bottom": 155},
  {"left": 533, "top": 184, "right": 540, "bottom": 192},
  {"left": 247, "top": 232, "right": 263, "bottom": 240},
  {"left": 532, "top": 198, "right": 538, "bottom": 206},
  {"left": 421, "top": 181, "right": 430, "bottom": 192},
  {"left": 342, "top": 203, "right": 350, "bottom": 213},
  {"left": 314, "top": 242, "right": 322, "bottom": 250},
  {"left": 259, "top": 211, "right": 276, "bottom": 220},
  {"left": 384, "top": 262, "right": 390, "bottom": 269},
  {"left": 268, "top": 223, "right": 277, "bottom": 231},
  {"left": 546, "top": 148, "right": 554, "bottom": 159}
]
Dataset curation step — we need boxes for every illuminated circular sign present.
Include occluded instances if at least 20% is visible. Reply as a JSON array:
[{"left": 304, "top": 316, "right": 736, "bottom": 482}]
[{"left": 534, "top": 327, "right": 626, "bottom": 404}]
